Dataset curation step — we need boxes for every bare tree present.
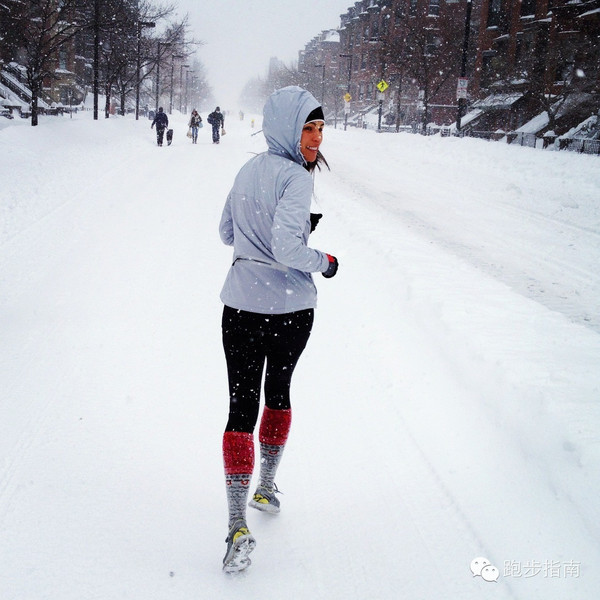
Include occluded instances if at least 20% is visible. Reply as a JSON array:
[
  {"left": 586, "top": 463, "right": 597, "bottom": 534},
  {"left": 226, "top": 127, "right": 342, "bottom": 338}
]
[
  {"left": 403, "top": 18, "right": 462, "bottom": 131},
  {"left": 528, "top": 28, "right": 600, "bottom": 133},
  {"left": 5, "top": 0, "right": 89, "bottom": 126}
]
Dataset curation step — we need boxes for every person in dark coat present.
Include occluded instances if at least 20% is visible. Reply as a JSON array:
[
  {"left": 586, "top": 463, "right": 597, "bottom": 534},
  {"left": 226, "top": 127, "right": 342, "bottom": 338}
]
[
  {"left": 151, "top": 107, "right": 169, "bottom": 146},
  {"left": 207, "top": 106, "right": 225, "bottom": 144}
]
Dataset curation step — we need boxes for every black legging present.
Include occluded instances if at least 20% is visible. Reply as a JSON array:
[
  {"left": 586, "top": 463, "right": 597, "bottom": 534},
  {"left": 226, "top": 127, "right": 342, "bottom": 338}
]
[{"left": 222, "top": 305, "right": 314, "bottom": 433}]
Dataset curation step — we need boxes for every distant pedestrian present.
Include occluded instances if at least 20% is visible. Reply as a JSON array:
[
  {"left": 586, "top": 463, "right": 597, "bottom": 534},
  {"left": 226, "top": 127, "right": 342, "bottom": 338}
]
[
  {"left": 151, "top": 107, "right": 169, "bottom": 146},
  {"left": 188, "top": 109, "right": 202, "bottom": 144},
  {"left": 208, "top": 106, "right": 225, "bottom": 144}
]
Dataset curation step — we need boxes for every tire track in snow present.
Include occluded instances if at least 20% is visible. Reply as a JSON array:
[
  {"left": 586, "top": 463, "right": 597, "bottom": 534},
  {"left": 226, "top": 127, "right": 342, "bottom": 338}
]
[{"left": 321, "top": 157, "right": 600, "bottom": 332}]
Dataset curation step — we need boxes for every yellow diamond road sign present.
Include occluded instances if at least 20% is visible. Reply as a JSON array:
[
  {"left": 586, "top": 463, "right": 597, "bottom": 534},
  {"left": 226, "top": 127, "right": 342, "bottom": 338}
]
[
  {"left": 344, "top": 92, "right": 352, "bottom": 102},
  {"left": 377, "top": 80, "right": 389, "bottom": 93}
]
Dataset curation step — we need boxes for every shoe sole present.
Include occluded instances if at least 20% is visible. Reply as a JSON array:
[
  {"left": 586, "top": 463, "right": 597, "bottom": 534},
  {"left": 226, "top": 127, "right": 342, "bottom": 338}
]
[
  {"left": 248, "top": 498, "right": 280, "bottom": 514},
  {"left": 222, "top": 534, "right": 256, "bottom": 573}
]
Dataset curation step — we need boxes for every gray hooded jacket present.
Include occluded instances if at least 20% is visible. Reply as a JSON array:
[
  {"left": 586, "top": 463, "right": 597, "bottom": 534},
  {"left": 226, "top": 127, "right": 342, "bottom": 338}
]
[{"left": 219, "top": 86, "right": 330, "bottom": 314}]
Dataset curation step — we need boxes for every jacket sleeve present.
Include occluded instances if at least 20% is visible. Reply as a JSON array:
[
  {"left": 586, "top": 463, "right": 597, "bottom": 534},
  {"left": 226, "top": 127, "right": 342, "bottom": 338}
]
[
  {"left": 271, "top": 172, "right": 329, "bottom": 273},
  {"left": 219, "top": 194, "right": 234, "bottom": 246}
]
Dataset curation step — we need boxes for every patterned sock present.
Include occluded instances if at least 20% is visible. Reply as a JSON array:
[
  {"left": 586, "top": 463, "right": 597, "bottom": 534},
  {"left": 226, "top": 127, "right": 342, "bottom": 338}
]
[
  {"left": 223, "top": 431, "right": 254, "bottom": 527},
  {"left": 258, "top": 407, "right": 291, "bottom": 489}
]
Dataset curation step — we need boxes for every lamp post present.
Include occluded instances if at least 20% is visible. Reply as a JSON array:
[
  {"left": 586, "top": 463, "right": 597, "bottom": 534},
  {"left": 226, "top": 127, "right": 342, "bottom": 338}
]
[
  {"left": 135, "top": 20, "right": 155, "bottom": 120},
  {"left": 314, "top": 64, "right": 325, "bottom": 105},
  {"left": 340, "top": 54, "right": 353, "bottom": 131},
  {"left": 456, "top": 0, "right": 473, "bottom": 134},
  {"left": 93, "top": 0, "right": 100, "bottom": 120},
  {"left": 190, "top": 76, "right": 198, "bottom": 110},
  {"left": 155, "top": 41, "right": 172, "bottom": 112},
  {"left": 170, "top": 54, "right": 183, "bottom": 114},
  {"left": 185, "top": 70, "right": 194, "bottom": 114},
  {"left": 179, "top": 64, "right": 190, "bottom": 112}
]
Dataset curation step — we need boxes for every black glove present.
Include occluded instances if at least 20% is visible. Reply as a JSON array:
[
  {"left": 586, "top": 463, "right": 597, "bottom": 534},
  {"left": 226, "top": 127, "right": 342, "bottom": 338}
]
[
  {"left": 322, "top": 254, "right": 338, "bottom": 278},
  {"left": 310, "top": 213, "right": 323, "bottom": 233}
]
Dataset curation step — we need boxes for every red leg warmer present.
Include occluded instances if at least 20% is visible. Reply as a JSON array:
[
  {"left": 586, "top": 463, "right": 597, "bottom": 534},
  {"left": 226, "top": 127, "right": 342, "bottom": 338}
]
[
  {"left": 223, "top": 431, "right": 254, "bottom": 475},
  {"left": 259, "top": 407, "right": 292, "bottom": 446}
]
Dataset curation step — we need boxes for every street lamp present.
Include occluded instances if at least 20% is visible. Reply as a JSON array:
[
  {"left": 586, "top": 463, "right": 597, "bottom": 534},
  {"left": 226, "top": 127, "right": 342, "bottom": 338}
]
[
  {"left": 456, "top": 0, "right": 473, "bottom": 134},
  {"left": 155, "top": 41, "right": 172, "bottom": 112},
  {"left": 135, "top": 20, "right": 155, "bottom": 120},
  {"left": 179, "top": 64, "right": 190, "bottom": 112},
  {"left": 340, "top": 54, "right": 353, "bottom": 131},
  {"left": 314, "top": 64, "right": 325, "bottom": 105},
  {"left": 190, "top": 76, "right": 198, "bottom": 111},
  {"left": 185, "top": 70, "right": 195, "bottom": 114},
  {"left": 170, "top": 54, "right": 183, "bottom": 114}
]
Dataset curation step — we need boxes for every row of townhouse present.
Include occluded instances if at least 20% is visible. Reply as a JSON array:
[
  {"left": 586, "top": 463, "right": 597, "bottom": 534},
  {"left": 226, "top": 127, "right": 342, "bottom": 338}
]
[
  {"left": 298, "top": 0, "right": 600, "bottom": 139},
  {"left": 0, "top": 3, "right": 92, "bottom": 115}
]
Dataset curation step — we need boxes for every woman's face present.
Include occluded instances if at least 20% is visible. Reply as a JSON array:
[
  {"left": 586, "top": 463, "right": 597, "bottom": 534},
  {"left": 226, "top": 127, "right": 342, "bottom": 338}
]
[{"left": 300, "top": 121, "right": 324, "bottom": 163}]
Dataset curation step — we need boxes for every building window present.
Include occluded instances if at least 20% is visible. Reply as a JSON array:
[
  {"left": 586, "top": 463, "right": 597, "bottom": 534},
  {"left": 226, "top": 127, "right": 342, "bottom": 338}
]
[
  {"left": 520, "top": 0, "right": 536, "bottom": 17},
  {"left": 381, "top": 14, "right": 389, "bottom": 37},
  {"left": 371, "top": 20, "right": 379, "bottom": 41},
  {"left": 59, "top": 48, "right": 68, "bottom": 70},
  {"left": 487, "top": 0, "right": 502, "bottom": 28},
  {"left": 425, "top": 33, "right": 441, "bottom": 56},
  {"left": 554, "top": 39, "right": 574, "bottom": 82},
  {"left": 428, "top": 0, "right": 440, "bottom": 17}
]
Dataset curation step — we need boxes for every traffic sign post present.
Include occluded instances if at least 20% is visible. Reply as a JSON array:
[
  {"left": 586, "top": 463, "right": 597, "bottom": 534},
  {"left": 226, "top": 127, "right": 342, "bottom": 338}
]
[
  {"left": 343, "top": 93, "right": 351, "bottom": 130},
  {"left": 376, "top": 81, "right": 388, "bottom": 130},
  {"left": 456, "top": 77, "right": 468, "bottom": 100}
]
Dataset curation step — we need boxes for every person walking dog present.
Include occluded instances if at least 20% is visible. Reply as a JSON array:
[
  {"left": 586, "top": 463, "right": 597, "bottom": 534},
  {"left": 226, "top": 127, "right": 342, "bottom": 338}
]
[
  {"left": 150, "top": 107, "right": 168, "bottom": 146},
  {"left": 208, "top": 106, "right": 225, "bottom": 144}
]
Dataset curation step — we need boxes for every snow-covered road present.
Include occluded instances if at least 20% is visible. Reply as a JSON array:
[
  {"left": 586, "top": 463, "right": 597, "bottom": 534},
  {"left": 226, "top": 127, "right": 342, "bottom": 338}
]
[{"left": 1, "top": 112, "right": 599, "bottom": 599}]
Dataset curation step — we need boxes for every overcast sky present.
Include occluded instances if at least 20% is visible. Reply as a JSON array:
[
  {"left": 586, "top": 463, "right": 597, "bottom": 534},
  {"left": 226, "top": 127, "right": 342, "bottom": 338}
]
[{"left": 175, "top": 0, "right": 351, "bottom": 109}]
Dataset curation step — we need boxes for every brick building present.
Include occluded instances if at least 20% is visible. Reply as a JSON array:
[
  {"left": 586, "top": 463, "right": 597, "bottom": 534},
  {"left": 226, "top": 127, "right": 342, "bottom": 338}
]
[
  {"left": 298, "top": 29, "right": 342, "bottom": 122},
  {"left": 306, "top": 0, "right": 475, "bottom": 129},
  {"left": 471, "top": 0, "right": 600, "bottom": 135},
  {"left": 299, "top": 0, "right": 599, "bottom": 135}
]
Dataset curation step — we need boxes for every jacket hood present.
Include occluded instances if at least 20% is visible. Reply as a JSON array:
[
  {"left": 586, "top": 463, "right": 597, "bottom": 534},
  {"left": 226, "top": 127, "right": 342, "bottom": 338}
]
[{"left": 262, "top": 86, "right": 321, "bottom": 166}]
